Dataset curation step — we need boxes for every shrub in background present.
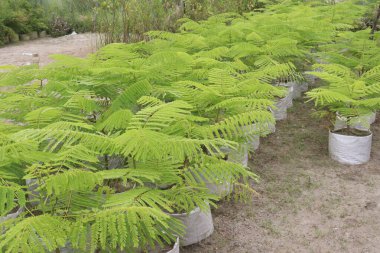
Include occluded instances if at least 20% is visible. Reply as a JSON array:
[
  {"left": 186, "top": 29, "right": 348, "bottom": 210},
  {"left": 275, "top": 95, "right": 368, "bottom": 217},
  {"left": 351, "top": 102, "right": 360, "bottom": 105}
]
[{"left": 49, "top": 16, "right": 71, "bottom": 37}]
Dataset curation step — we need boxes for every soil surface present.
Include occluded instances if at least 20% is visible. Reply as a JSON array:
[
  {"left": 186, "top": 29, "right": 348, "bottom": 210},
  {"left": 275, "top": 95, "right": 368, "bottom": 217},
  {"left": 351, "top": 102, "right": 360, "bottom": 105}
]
[
  {"left": 0, "top": 33, "right": 98, "bottom": 66},
  {"left": 182, "top": 97, "right": 380, "bottom": 252}
]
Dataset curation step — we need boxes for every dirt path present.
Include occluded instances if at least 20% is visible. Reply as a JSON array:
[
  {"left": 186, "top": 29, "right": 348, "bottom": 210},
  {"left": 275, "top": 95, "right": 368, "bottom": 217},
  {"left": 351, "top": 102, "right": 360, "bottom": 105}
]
[
  {"left": 183, "top": 95, "right": 380, "bottom": 252},
  {"left": 0, "top": 33, "right": 97, "bottom": 66}
]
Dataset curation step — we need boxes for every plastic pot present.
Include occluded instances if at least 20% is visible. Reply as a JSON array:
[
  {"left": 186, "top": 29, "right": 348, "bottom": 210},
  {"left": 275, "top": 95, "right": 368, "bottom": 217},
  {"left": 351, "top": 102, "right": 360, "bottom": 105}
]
[
  {"left": 28, "top": 31, "right": 38, "bottom": 40},
  {"left": 38, "top": 31, "right": 47, "bottom": 38},
  {"left": 271, "top": 86, "right": 293, "bottom": 120},
  {"left": 0, "top": 207, "right": 23, "bottom": 223},
  {"left": 19, "top": 34, "right": 30, "bottom": 41},
  {"left": 304, "top": 73, "right": 318, "bottom": 84},
  {"left": 299, "top": 82, "right": 309, "bottom": 92},
  {"left": 199, "top": 174, "right": 232, "bottom": 197},
  {"left": 170, "top": 205, "right": 214, "bottom": 246},
  {"left": 241, "top": 124, "right": 261, "bottom": 150},
  {"left": 247, "top": 135, "right": 260, "bottom": 151},
  {"left": 220, "top": 144, "right": 248, "bottom": 167},
  {"left": 26, "top": 179, "right": 40, "bottom": 206},
  {"left": 292, "top": 82, "right": 308, "bottom": 99},
  {"left": 166, "top": 237, "right": 180, "bottom": 253},
  {"left": 329, "top": 130, "right": 372, "bottom": 165},
  {"left": 136, "top": 238, "right": 180, "bottom": 253}
]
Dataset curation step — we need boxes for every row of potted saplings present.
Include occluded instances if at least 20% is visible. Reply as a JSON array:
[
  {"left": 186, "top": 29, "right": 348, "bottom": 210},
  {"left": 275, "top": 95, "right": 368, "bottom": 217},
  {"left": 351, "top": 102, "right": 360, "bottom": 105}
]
[
  {"left": 0, "top": 77, "right": 307, "bottom": 253},
  {"left": 274, "top": 70, "right": 376, "bottom": 166},
  {"left": 168, "top": 78, "right": 311, "bottom": 250},
  {"left": 3, "top": 30, "right": 47, "bottom": 44}
]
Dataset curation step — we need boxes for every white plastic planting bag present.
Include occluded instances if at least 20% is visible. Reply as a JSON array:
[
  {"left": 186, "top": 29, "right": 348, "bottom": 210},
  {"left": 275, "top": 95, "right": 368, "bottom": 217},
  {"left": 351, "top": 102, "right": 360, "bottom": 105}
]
[
  {"left": 0, "top": 207, "right": 23, "bottom": 223},
  {"left": 292, "top": 82, "right": 308, "bottom": 99},
  {"left": 304, "top": 73, "right": 318, "bottom": 84},
  {"left": 271, "top": 86, "right": 293, "bottom": 120},
  {"left": 221, "top": 144, "right": 248, "bottom": 166},
  {"left": 292, "top": 83, "right": 302, "bottom": 99},
  {"left": 247, "top": 135, "right": 260, "bottom": 151},
  {"left": 329, "top": 131, "right": 372, "bottom": 165},
  {"left": 334, "top": 112, "right": 376, "bottom": 131},
  {"left": 26, "top": 179, "right": 39, "bottom": 206},
  {"left": 168, "top": 238, "right": 180, "bottom": 253},
  {"left": 223, "top": 146, "right": 246, "bottom": 165},
  {"left": 300, "top": 82, "right": 309, "bottom": 92},
  {"left": 241, "top": 124, "right": 261, "bottom": 150},
  {"left": 203, "top": 175, "right": 232, "bottom": 197},
  {"left": 195, "top": 166, "right": 232, "bottom": 197},
  {"left": 171, "top": 206, "right": 214, "bottom": 246}
]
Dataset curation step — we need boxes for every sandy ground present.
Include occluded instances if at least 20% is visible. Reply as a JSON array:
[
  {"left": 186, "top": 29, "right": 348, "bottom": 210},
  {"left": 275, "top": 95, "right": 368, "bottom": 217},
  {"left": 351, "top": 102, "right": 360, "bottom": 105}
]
[
  {"left": 0, "top": 33, "right": 98, "bottom": 66},
  {"left": 183, "top": 98, "right": 380, "bottom": 252},
  {"left": 0, "top": 36, "right": 379, "bottom": 252}
]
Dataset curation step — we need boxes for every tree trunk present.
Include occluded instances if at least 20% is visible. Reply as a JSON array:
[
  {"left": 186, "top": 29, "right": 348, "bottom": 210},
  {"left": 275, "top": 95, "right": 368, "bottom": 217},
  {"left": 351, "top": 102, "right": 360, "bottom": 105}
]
[{"left": 370, "top": 4, "right": 380, "bottom": 40}]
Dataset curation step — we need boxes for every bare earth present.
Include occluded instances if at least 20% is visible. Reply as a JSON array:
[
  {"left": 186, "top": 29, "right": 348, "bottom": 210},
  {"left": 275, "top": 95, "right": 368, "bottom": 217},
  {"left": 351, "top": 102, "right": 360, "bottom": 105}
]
[
  {"left": 0, "top": 33, "right": 97, "bottom": 66},
  {"left": 183, "top": 99, "right": 380, "bottom": 253},
  {"left": 0, "top": 37, "right": 379, "bottom": 253}
]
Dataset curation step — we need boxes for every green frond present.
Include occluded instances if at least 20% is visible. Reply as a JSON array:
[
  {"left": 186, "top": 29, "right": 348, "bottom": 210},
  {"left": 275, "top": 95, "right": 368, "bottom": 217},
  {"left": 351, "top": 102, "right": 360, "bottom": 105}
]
[
  {"left": 248, "top": 63, "right": 298, "bottom": 82},
  {"left": 127, "top": 101, "right": 193, "bottom": 132},
  {"left": 206, "top": 98, "right": 274, "bottom": 112},
  {"left": 0, "top": 183, "right": 26, "bottom": 217},
  {"left": 0, "top": 215, "right": 69, "bottom": 253},
  {"left": 97, "top": 109, "right": 133, "bottom": 133},
  {"left": 306, "top": 88, "right": 354, "bottom": 106},
  {"left": 361, "top": 65, "right": 380, "bottom": 83},
  {"left": 63, "top": 91, "right": 100, "bottom": 114},
  {"left": 72, "top": 206, "right": 182, "bottom": 252},
  {"left": 194, "top": 47, "right": 230, "bottom": 60},
  {"left": 183, "top": 155, "right": 258, "bottom": 191},
  {"left": 306, "top": 71, "right": 347, "bottom": 86},
  {"left": 137, "top": 96, "right": 164, "bottom": 107},
  {"left": 207, "top": 111, "right": 275, "bottom": 140},
  {"left": 115, "top": 129, "right": 230, "bottom": 161},
  {"left": 364, "top": 82, "right": 380, "bottom": 96},
  {"left": 311, "top": 63, "right": 354, "bottom": 79},
  {"left": 164, "top": 186, "right": 218, "bottom": 213},
  {"left": 0, "top": 65, "right": 40, "bottom": 87},
  {"left": 228, "top": 42, "right": 261, "bottom": 59},
  {"left": 0, "top": 133, "right": 39, "bottom": 163},
  {"left": 238, "top": 79, "right": 287, "bottom": 99},
  {"left": 353, "top": 98, "right": 380, "bottom": 109},
  {"left": 103, "top": 187, "right": 173, "bottom": 212},
  {"left": 13, "top": 122, "right": 114, "bottom": 153},
  {"left": 24, "top": 107, "right": 84, "bottom": 128},
  {"left": 105, "top": 79, "right": 152, "bottom": 116},
  {"left": 208, "top": 68, "right": 237, "bottom": 88},
  {"left": 245, "top": 31, "right": 265, "bottom": 45},
  {"left": 39, "top": 170, "right": 103, "bottom": 197}
]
